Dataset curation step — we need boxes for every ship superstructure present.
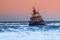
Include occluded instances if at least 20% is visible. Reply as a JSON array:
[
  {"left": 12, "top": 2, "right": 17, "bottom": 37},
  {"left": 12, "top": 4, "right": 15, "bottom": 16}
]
[{"left": 29, "top": 7, "right": 45, "bottom": 26}]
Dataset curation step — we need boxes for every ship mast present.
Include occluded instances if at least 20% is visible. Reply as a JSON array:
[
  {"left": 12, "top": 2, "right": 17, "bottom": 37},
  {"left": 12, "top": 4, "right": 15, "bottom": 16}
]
[
  {"left": 32, "top": 0, "right": 41, "bottom": 17},
  {"left": 32, "top": 0, "right": 39, "bottom": 9}
]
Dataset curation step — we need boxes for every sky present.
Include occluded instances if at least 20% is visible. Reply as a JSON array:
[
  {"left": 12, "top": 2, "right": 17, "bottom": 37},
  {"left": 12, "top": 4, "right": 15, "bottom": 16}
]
[{"left": 0, "top": 0, "right": 60, "bottom": 21}]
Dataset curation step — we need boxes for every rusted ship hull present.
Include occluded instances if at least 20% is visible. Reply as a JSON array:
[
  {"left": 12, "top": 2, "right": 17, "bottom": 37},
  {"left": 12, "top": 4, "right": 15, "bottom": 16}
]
[{"left": 29, "top": 21, "right": 45, "bottom": 26}]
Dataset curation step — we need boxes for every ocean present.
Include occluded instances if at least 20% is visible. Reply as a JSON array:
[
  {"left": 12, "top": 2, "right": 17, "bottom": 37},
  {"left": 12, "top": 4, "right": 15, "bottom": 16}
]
[{"left": 0, "top": 21, "right": 60, "bottom": 40}]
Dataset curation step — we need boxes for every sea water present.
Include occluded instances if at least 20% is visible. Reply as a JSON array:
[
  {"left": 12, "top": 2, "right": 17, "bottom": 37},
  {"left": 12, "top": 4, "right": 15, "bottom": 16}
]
[{"left": 0, "top": 21, "right": 60, "bottom": 40}]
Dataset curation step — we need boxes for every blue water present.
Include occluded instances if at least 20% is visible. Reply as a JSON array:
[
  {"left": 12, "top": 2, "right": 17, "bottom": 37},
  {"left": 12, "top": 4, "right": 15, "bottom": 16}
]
[
  {"left": 0, "top": 21, "right": 60, "bottom": 32},
  {"left": 0, "top": 21, "right": 60, "bottom": 40}
]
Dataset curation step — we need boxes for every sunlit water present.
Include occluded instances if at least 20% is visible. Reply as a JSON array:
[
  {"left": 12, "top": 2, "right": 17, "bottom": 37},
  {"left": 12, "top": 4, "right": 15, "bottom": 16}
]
[{"left": 0, "top": 21, "right": 60, "bottom": 40}]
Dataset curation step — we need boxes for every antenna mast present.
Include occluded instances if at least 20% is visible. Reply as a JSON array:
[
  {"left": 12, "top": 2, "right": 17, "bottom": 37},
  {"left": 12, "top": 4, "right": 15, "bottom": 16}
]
[{"left": 32, "top": 0, "right": 39, "bottom": 9}]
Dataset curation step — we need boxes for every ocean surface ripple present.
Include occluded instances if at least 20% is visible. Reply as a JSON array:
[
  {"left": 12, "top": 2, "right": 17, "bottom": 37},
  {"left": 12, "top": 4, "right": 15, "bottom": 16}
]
[
  {"left": 0, "top": 21, "right": 60, "bottom": 40},
  {"left": 0, "top": 21, "right": 60, "bottom": 32}
]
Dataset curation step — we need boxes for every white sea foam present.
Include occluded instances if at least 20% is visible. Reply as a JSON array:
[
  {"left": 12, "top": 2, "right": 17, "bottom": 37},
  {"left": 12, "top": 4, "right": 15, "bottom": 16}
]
[
  {"left": 47, "top": 23, "right": 60, "bottom": 26},
  {"left": 0, "top": 30, "right": 60, "bottom": 40}
]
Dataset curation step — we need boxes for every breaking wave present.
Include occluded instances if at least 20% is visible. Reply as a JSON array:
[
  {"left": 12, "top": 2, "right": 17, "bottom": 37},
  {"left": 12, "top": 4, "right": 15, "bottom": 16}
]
[
  {"left": 0, "top": 21, "right": 60, "bottom": 32},
  {"left": 0, "top": 21, "right": 60, "bottom": 40}
]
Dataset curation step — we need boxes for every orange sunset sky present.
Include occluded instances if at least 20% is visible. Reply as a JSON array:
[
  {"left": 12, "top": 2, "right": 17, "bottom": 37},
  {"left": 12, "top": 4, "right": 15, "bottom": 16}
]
[{"left": 0, "top": 0, "right": 60, "bottom": 21}]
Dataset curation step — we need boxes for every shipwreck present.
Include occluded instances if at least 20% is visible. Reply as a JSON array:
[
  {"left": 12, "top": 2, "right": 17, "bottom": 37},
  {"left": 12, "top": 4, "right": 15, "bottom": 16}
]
[{"left": 29, "top": 7, "right": 45, "bottom": 26}]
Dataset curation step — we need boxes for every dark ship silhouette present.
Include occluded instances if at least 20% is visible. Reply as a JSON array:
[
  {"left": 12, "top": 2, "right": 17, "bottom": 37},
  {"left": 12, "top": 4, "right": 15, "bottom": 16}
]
[{"left": 29, "top": 7, "right": 45, "bottom": 26}]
